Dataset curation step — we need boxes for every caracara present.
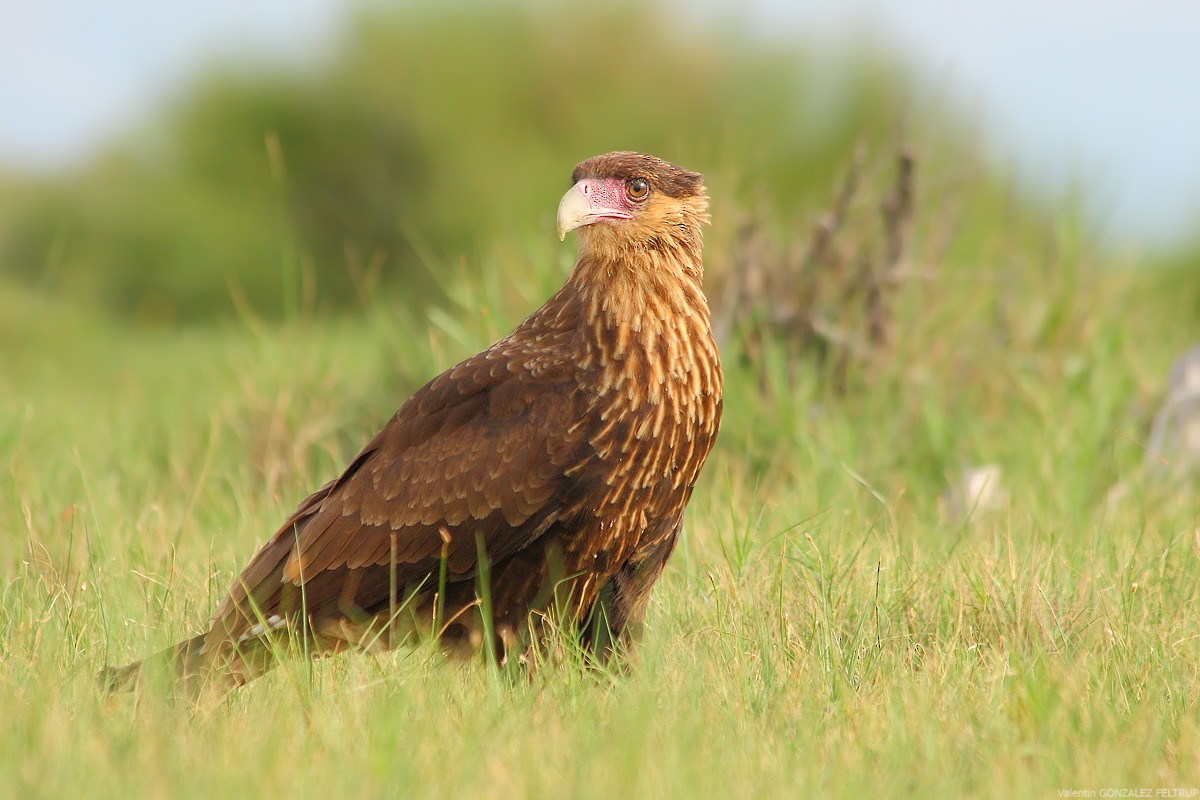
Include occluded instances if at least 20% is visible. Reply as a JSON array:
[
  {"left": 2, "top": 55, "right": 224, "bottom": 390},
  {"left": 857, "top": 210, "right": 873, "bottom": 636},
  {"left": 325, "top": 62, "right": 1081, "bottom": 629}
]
[{"left": 104, "top": 151, "right": 723, "bottom": 691}]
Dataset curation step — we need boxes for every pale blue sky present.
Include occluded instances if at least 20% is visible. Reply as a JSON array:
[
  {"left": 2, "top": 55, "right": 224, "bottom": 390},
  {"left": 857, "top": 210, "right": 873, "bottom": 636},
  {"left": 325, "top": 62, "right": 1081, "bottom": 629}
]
[{"left": 2, "top": 0, "right": 1197, "bottom": 248}]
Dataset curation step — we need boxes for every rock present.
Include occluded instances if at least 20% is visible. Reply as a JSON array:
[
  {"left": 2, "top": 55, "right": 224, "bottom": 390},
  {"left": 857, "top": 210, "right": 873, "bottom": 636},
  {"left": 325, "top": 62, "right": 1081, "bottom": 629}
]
[
  {"left": 1144, "top": 345, "right": 1200, "bottom": 477},
  {"left": 944, "top": 464, "right": 1005, "bottom": 522}
]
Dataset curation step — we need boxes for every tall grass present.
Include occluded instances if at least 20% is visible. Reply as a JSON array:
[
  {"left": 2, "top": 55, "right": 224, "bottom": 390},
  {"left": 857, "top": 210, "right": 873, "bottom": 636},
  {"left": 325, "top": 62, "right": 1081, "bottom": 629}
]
[{"left": 1, "top": 139, "right": 1198, "bottom": 798}]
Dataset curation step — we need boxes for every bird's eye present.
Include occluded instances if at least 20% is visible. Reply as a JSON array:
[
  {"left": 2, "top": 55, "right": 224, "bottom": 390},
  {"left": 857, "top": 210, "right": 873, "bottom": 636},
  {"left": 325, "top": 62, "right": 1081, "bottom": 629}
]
[{"left": 626, "top": 178, "right": 649, "bottom": 201}]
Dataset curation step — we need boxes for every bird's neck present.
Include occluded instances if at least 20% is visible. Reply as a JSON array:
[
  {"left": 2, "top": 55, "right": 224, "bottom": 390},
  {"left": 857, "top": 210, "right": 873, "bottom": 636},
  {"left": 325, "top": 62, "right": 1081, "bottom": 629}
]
[
  {"left": 560, "top": 239, "right": 721, "bottom": 411},
  {"left": 569, "top": 236, "right": 707, "bottom": 331}
]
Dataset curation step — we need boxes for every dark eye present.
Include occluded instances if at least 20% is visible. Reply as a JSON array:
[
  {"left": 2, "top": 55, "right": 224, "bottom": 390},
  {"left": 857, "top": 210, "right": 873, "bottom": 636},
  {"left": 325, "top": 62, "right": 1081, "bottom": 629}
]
[{"left": 626, "top": 177, "right": 649, "bottom": 201}]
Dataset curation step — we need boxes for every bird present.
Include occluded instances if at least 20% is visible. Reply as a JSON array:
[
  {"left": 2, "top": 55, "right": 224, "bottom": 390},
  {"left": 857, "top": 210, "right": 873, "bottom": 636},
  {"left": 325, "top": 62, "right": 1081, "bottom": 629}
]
[{"left": 103, "top": 151, "right": 723, "bottom": 692}]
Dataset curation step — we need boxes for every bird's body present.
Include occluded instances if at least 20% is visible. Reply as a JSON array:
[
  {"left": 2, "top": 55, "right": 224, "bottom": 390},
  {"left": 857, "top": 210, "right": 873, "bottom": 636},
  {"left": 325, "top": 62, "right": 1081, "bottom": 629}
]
[{"left": 105, "top": 152, "right": 722, "bottom": 691}]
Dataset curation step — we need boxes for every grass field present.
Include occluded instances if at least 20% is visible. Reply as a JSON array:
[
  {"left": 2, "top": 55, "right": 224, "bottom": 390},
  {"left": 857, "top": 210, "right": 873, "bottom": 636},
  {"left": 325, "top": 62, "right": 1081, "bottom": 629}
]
[{"left": 2, "top": 169, "right": 1199, "bottom": 799}]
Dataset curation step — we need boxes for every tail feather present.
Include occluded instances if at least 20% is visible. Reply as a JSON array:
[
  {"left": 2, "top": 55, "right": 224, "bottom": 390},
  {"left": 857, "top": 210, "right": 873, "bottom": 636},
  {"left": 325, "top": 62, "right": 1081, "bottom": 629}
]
[
  {"left": 100, "top": 629, "right": 296, "bottom": 694},
  {"left": 99, "top": 633, "right": 217, "bottom": 694}
]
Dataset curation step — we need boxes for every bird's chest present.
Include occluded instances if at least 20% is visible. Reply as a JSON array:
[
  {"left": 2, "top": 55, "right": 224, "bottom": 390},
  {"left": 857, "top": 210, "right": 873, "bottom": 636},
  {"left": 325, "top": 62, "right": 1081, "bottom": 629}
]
[
  {"left": 564, "top": 337, "right": 720, "bottom": 568},
  {"left": 591, "top": 331, "right": 713, "bottom": 462}
]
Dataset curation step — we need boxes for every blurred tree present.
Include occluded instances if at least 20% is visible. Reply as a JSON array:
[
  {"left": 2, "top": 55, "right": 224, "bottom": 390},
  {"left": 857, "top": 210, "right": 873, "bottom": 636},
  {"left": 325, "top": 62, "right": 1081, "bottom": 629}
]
[{"left": 0, "top": 1, "right": 909, "bottom": 323}]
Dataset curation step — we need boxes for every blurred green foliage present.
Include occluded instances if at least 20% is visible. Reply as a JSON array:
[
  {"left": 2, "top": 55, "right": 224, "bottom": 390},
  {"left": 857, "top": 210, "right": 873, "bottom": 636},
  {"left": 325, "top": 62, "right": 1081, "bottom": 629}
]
[{"left": 0, "top": 1, "right": 916, "bottom": 323}]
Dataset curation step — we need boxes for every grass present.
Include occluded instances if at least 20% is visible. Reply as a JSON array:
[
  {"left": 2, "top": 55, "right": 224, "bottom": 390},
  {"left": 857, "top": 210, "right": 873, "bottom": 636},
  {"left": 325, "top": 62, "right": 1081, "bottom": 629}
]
[{"left": 2, "top": 171, "right": 1199, "bottom": 799}]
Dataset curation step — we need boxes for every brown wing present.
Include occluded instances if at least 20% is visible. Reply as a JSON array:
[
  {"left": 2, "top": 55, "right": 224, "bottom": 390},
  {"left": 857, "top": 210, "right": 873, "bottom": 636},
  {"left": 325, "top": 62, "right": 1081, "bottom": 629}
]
[{"left": 210, "top": 336, "right": 593, "bottom": 640}]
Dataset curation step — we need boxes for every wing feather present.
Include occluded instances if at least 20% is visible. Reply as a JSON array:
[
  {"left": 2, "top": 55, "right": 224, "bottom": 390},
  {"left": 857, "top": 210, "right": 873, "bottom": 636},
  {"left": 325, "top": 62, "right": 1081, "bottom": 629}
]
[{"left": 211, "top": 336, "right": 594, "bottom": 638}]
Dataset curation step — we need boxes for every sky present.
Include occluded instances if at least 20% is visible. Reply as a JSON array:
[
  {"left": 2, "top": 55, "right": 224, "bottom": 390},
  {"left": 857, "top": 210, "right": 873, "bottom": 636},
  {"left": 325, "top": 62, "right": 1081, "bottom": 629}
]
[{"left": 2, "top": 0, "right": 1198, "bottom": 249}]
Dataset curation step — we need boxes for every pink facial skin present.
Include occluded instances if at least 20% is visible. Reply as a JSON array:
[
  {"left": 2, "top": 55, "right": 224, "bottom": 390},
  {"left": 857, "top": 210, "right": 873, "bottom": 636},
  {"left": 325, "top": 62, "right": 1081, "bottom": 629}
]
[
  {"left": 574, "top": 177, "right": 638, "bottom": 223},
  {"left": 557, "top": 176, "right": 646, "bottom": 240}
]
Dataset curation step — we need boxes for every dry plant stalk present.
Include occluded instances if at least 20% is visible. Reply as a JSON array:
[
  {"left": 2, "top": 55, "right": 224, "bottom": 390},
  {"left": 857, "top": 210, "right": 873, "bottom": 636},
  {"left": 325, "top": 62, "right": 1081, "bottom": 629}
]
[{"left": 712, "top": 145, "right": 917, "bottom": 391}]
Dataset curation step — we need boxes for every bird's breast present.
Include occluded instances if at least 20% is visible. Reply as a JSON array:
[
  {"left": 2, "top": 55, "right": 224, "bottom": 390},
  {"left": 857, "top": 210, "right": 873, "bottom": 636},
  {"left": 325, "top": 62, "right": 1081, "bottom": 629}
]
[{"left": 565, "top": 303, "right": 721, "bottom": 561}]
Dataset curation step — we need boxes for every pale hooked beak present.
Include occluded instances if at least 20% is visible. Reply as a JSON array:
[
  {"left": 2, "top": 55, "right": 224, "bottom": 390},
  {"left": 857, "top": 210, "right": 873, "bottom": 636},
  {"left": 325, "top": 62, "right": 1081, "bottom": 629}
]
[{"left": 556, "top": 180, "right": 634, "bottom": 241}]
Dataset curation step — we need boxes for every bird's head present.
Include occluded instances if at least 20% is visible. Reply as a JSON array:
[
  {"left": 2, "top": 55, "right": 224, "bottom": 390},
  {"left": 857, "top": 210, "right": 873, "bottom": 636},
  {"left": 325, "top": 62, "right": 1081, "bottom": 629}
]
[{"left": 557, "top": 152, "right": 709, "bottom": 259}]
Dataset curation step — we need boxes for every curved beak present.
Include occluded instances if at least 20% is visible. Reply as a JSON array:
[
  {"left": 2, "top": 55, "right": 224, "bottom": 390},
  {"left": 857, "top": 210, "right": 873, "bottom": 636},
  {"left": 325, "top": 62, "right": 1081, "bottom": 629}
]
[{"left": 556, "top": 180, "right": 633, "bottom": 241}]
